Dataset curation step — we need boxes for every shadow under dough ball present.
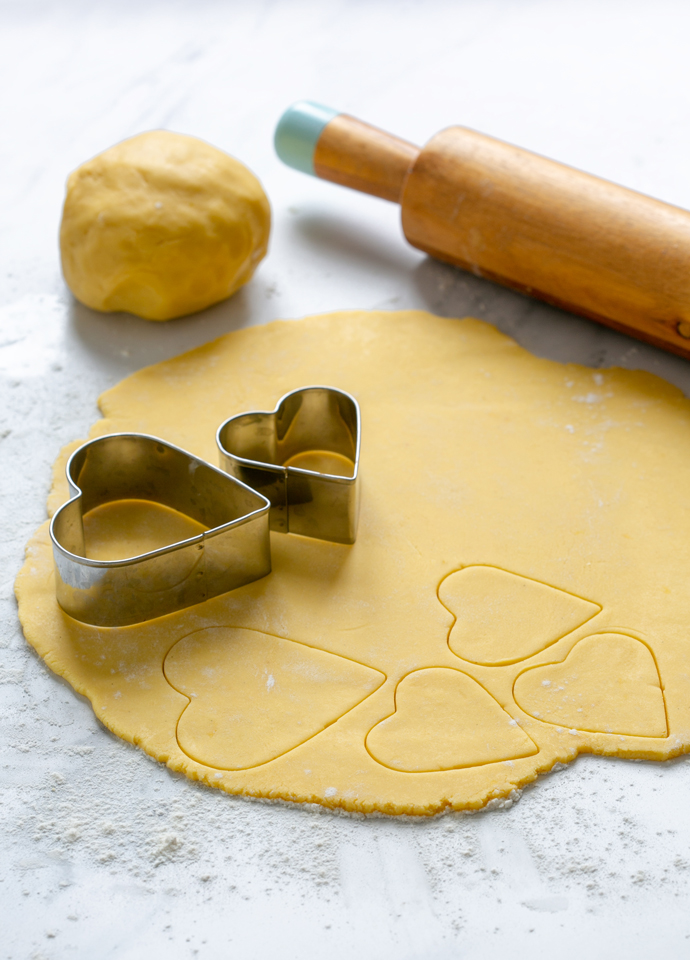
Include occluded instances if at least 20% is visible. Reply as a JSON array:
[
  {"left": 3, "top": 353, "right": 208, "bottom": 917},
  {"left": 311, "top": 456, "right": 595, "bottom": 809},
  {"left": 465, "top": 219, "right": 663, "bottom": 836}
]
[{"left": 59, "top": 130, "right": 271, "bottom": 321}]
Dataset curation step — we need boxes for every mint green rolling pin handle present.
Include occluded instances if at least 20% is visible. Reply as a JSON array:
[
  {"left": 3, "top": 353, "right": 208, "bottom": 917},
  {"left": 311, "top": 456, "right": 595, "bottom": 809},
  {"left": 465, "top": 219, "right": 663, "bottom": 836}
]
[
  {"left": 274, "top": 101, "right": 420, "bottom": 202},
  {"left": 274, "top": 101, "right": 339, "bottom": 176}
]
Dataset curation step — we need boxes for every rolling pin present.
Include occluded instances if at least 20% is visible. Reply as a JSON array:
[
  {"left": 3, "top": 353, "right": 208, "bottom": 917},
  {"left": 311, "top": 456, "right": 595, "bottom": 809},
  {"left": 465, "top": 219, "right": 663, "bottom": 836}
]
[{"left": 275, "top": 101, "right": 690, "bottom": 360}]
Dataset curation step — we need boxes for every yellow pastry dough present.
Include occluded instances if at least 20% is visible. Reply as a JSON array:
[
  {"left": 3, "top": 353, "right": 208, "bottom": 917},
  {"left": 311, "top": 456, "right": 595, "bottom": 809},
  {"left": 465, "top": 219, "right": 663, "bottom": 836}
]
[
  {"left": 165, "top": 627, "right": 384, "bottom": 769},
  {"left": 59, "top": 131, "right": 270, "bottom": 321},
  {"left": 439, "top": 566, "right": 600, "bottom": 665},
  {"left": 365, "top": 668, "right": 537, "bottom": 771},
  {"left": 15, "top": 310, "right": 690, "bottom": 815},
  {"left": 514, "top": 633, "right": 668, "bottom": 737},
  {"left": 83, "top": 500, "right": 207, "bottom": 561}
]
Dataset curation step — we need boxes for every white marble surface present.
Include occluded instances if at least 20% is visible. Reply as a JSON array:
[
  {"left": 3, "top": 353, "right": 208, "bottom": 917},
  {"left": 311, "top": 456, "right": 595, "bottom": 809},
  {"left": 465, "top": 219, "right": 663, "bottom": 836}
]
[{"left": 3, "top": 2, "right": 690, "bottom": 957}]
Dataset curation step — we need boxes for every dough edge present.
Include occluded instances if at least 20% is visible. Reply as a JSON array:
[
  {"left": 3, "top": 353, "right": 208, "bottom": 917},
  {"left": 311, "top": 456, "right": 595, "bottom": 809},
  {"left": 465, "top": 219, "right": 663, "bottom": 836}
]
[{"left": 15, "top": 309, "right": 690, "bottom": 816}]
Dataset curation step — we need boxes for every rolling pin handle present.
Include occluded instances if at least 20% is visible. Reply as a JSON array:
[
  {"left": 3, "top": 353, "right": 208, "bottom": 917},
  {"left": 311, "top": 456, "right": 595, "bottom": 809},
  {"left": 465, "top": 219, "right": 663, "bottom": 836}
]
[
  {"left": 274, "top": 101, "right": 339, "bottom": 176},
  {"left": 275, "top": 101, "right": 420, "bottom": 203}
]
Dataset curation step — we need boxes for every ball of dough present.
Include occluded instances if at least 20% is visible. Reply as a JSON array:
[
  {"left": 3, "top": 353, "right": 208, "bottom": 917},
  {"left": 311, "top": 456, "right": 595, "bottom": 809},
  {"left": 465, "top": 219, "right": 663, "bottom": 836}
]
[{"left": 59, "top": 130, "right": 271, "bottom": 321}]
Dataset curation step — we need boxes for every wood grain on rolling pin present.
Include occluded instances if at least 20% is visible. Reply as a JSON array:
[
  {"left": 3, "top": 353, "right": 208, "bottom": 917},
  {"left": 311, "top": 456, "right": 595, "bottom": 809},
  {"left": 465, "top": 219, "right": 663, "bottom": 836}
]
[
  {"left": 401, "top": 127, "right": 690, "bottom": 358},
  {"left": 314, "top": 114, "right": 418, "bottom": 203}
]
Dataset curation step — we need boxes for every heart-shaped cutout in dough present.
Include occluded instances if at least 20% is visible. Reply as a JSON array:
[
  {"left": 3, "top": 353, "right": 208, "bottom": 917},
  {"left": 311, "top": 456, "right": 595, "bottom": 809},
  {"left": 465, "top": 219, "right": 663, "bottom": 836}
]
[
  {"left": 514, "top": 633, "right": 668, "bottom": 737},
  {"left": 439, "top": 565, "right": 601, "bottom": 665},
  {"left": 366, "top": 667, "right": 537, "bottom": 772},
  {"left": 217, "top": 386, "right": 360, "bottom": 543},
  {"left": 165, "top": 626, "right": 384, "bottom": 769}
]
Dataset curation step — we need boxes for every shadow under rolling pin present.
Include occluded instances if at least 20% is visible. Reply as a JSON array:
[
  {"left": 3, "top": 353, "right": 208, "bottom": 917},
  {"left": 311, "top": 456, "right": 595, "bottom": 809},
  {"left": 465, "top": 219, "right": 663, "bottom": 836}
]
[{"left": 275, "top": 101, "right": 690, "bottom": 361}]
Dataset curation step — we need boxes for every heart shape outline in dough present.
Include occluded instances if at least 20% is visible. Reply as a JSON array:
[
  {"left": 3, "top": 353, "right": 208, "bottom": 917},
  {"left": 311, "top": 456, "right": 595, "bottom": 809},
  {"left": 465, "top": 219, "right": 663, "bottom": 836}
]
[
  {"left": 366, "top": 667, "right": 538, "bottom": 772},
  {"left": 164, "top": 625, "right": 385, "bottom": 769},
  {"left": 217, "top": 386, "right": 360, "bottom": 544},
  {"left": 513, "top": 632, "right": 668, "bottom": 737},
  {"left": 438, "top": 565, "right": 601, "bottom": 666}
]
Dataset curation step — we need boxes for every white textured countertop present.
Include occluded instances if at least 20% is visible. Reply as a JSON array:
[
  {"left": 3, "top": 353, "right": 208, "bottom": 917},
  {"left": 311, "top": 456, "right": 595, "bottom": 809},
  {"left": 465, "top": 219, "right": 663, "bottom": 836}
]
[{"left": 3, "top": 2, "right": 690, "bottom": 957}]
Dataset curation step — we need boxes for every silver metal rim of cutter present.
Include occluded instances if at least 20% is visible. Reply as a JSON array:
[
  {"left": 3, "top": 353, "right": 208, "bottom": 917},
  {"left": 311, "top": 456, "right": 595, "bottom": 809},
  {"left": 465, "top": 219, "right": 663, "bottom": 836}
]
[
  {"left": 216, "top": 385, "right": 361, "bottom": 546},
  {"left": 50, "top": 433, "right": 272, "bottom": 628},
  {"left": 49, "top": 387, "right": 361, "bottom": 627}
]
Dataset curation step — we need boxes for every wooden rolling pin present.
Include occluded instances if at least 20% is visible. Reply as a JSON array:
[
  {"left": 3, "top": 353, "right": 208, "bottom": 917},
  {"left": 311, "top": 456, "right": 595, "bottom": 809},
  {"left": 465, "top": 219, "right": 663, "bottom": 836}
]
[{"left": 275, "top": 101, "right": 690, "bottom": 360}]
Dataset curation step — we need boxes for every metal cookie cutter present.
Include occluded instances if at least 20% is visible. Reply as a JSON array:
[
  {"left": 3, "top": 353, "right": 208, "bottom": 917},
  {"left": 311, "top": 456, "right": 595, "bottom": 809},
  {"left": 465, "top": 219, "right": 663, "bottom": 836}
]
[
  {"left": 50, "top": 434, "right": 271, "bottom": 627},
  {"left": 217, "top": 386, "right": 360, "bottom": 544}
]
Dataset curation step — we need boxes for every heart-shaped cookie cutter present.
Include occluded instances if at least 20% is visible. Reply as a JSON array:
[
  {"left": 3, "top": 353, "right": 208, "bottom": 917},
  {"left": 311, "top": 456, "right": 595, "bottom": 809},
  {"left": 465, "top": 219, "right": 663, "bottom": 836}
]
[
  {"left": 50, "top": 434, "right": 271, "bottom": 627},
  {"left": 217, "top": 386, "right": 360, "bottom": 544}
]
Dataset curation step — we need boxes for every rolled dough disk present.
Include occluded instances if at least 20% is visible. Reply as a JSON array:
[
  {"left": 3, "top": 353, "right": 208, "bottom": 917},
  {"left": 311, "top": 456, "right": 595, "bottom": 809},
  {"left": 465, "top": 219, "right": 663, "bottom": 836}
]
[
  {"left": 59, "top": 130, "right": 270, "bottom": 321},
  {"left": 15, "top": 310, "right": 690, "bottom": 815}
]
